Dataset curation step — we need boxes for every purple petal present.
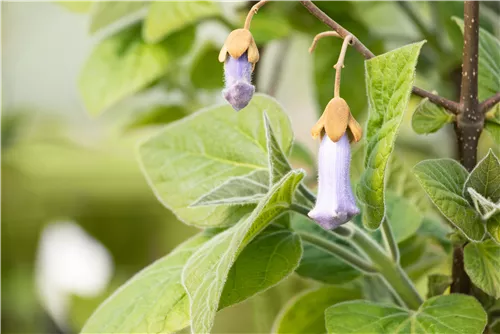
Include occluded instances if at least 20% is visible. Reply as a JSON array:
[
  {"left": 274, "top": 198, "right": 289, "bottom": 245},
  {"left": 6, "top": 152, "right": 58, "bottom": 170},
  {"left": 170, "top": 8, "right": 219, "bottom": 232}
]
[
  {"left": 308, "top": 134, "right": 360, "bottom": 230},
  {"left": 222, "top": 53, "right": 255, "bottom": 111}
]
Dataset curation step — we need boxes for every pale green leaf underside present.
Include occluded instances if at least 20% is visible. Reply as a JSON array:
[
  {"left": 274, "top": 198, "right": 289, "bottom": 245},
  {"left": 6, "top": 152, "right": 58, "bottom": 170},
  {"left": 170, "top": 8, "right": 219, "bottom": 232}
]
[
  {"left": 325, "top": 294, "right": 487, "bottom": 334},
  {"left": 182, "top": 170, "right": 304, "bottom": 334},
  {"left": 487, "top": 214, "right": 500, "bottom": 244},
  {"left": 464, "top": 150, "right": 500, "bottom": 203},
  {"left": 413, "top": 159, "right": 485, "bottom": 241},
  {"left": 138, "top": 94, "right": 293, "bottom": 228},
  {"left": 272, "top": 286, "right": 362, "bottom": 334},
  {"left": 464, "top": 240, "right": 500, "bottom": 298},
  {"left": 467, "top": 188, "right": 500, "bottom": 220},
  {"left": 89, "top": 2, "right": 148, "bottom": 33},
  {"left": 82, "top": 226, "right": 301, "bottom": 333},
  {"left": 264, "top": 113, "right": 293, "bottom": 184},
  {"left": 190, "top": 169, "right": 269, "bottom": 206},
  {"left": 357, "top": 41, "right": 425, "bottom": 229},
  {"left": 81, "top": 232, "right": 214, "bottom": 334},
  {"left": 411, "top": 97, "right": 453, "bottom": 134},
  {"left": 143, "top": 1, "right": 220, "bottom": 43},
  {"left": 79, "top": 26, "right": 170, "bottom": 115}
]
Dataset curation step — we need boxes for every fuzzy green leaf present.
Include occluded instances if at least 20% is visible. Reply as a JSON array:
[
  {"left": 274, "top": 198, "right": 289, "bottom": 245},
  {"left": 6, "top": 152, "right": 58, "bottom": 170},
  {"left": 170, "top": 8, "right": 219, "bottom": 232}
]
[
  {"left": 426, "top": 274, "right": 452, "bottom": 298},
  {"left": 79, "top": 25, "right": 170, "bottom": 115},
  {"left": 411, "top": 97, "right": 454, "bottom": 134},
  {"left": 143, "top": 1, "right": 220, "bottom": 43},
  {"left": 464, "top": 150, "right": 500, "bottom": 203},
  {"left": 89, "top": 2, "right": 148, "bottom": 34},
  {"left": 138, "top": 94, "right": 293, "bottom": 228},
  {"left": 182, "top": 170, "right": 304, "bottom": 334},
  {"left": 357, "top": 41, "right": 425, "bottom": 229},
  {"left": 413, "top": 159, "right": 485, "bottom": 241},
  {"left": 464, "top": 240, "right": 500, "bottom": 298},
  {"left": 264, "top": 114, "right": 293, "bottom": 184},
  {"left": 485, "top": 122, "right": 500, "bottom": 145},
  {"left": 385, "top": 192, "right": 423, "bottom": 243},
  {"left": 272, "top": 286, "right": 362, "bottom": 334},
  {"left": 325, "top": 294, "right": 487, "bottom": 334},
  {"left": 191, "top": 169, "right": 269, "bottom": 207},
  {"left": 487, "top": 214, "right": 500, "bottom": 244}
]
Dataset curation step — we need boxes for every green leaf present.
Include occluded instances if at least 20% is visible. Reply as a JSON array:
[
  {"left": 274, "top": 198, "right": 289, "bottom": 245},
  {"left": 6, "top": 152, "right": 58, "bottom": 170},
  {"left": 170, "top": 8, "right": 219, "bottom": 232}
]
[
  {"left": 464, "top": 150, "right": 500, "bottom": 203},
  {"left": 487, "top": 214, "right": 500, "bottom": 244},
  {"left": 357, "top": 41, "right": 425, "bottom": 229},
  {"left": 81, "top": 232, "right": 214, "bottom": 334},
  {"left": 125, "top": 104, "right": 188, "bottom": 130},
  {"left": 56, "top": 1, "right": 93, "bottom": 13},
  {"left": 399, "top": 235, "right": 448, "bottom": 282},
  {"left": 385, "top": 192, "right": 423, "bottom": 243},
  {"left": 464, "top": 240, "right": 500, "bottom": 298},
  {"left": 426, "top": 274, "right": 452, "bottom": 298},
  {"left": 454, "top": 18, "right": 500, "bottom": 117},
  {"left": 79, "top": 25, "right": 170, "bottom": 115},
  {"left": 138, "top": 94, "right": 294, "bottom": 227},
  {"left": 325, "top": 294, "right": 487, "bottom": 334},
  {"left": 190, "top": 43, "right": 224, "bottom": 90},
  {"left": 291, "top": 215, "right": 361, "bottom": 284},
  {"left": 143, "top": 1, "right": 220, "bottom": 43},
  {"left": 182, "top": 170, "right": 304, "bottom": 334},
  {"left": 272, "top": 286, "right": 362, "bottom": 334},
  {"left": 264, "top": 113, "right": 293, "bottom": 184},
  {"left": 250, "top": 12, "right": 291, "bottom": 44},
  {"left": 219, "top": 228, "right": 303, "bottom": 308},
  {"left": 89, "top": 2, "right": 149, "bottom": 34},
  {"left": 413, "top": 158, "right": 485, "bottom": 241},
  {"left": 190, "top": 169, "right": 268, "bottom": 206},
  {"left": 411, "top": 97, "right": 454, "bottom": 134},
  {"left": 485, "top": 122, "right": 500, "bottom": 145}
]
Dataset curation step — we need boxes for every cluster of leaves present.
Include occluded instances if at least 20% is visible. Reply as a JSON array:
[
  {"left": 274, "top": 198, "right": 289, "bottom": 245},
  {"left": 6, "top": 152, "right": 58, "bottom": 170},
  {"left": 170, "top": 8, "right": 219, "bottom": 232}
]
[{"left": 63, "top": 2, "right": 500, "bottom": 333}]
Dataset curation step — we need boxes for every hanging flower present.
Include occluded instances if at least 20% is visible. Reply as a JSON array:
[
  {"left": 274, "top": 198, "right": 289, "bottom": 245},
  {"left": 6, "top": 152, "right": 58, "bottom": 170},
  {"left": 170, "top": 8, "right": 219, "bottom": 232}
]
[
  {"left": 308, "top": 133, "right": 360, "bottom": 230},
  {"left": 219, "top": 29, "right": 259, "bottom": 111},
  {"left": 308, "top": 97, "right": 362, "bottom": 230}
]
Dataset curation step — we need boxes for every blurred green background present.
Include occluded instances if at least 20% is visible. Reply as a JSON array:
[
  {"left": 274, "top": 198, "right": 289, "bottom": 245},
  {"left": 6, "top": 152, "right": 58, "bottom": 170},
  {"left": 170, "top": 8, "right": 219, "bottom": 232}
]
[{"left": 2, "top": 1, "right": 499, "bottom": 333}]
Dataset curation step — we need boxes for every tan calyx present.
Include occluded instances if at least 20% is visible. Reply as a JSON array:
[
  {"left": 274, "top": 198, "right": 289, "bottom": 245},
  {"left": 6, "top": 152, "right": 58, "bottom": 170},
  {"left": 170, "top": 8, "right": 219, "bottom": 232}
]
[
  {"left": 311, "top": 97, "right": 363, "bottom": 143},
  {"left": 218, "top": 29, "right": 259, "bottom": 66}
]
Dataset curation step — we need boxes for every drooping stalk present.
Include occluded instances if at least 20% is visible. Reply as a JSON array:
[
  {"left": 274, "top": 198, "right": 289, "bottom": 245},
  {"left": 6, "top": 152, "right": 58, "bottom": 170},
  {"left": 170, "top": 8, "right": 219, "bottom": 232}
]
[{"left": 380, "top": 219, "right": 400, "bottom": 262}]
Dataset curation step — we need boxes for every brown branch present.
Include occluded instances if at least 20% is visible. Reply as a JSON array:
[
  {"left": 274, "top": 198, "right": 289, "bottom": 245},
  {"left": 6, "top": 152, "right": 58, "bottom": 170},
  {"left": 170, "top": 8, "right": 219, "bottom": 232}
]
[
  {"left": 456, "top": 1, "right": 482, "bottom": 172},
  {"left": 480, "top": 92, "right": 500, "bottom": 114},
  {"left": 299, "top": 0, "right": 461, "bottom": 115}
]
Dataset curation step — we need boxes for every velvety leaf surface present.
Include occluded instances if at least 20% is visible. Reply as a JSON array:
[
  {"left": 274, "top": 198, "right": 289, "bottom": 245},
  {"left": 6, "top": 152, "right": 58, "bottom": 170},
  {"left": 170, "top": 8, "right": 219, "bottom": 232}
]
[
  {"left": 273, "top": 286, "right": 362, "bottom": 334},
  {"left": 464, "top": 150, "right": 500, "bottom": 203},
  {"left": 81, "top": 232, "right": 214, "bottom": 334},
  {"left": 190, "top": 169, "right": 268, "bottom": 207},
  {"left": 143, "top": 1, "right": 220, "bottom": 43},
  {"left": 182, "top": 170, "right": 304, "bottom": 334},
  {"left": 357, "top": 41, "right": 425, "bottom": 229},
  {"left": 413, "top": 159, "right": 485, "bottom": 241},
  {"left": 138, "top": 94, "right": 293, "bottom": 227},
  {"left": 264, "top": 114, "right": 293, "bottom": 184},
  {"left": 325, "top": 294, "right": 487, "bottom": 333},
  {"left": 411, "top": 97, "right": 454, "bottom": 134},
  {"left": 464, "top": 240, "right": 500, "bottom": 298},
  {"left": 79, "top": 25, "right": 170, "bottom": 115},
  {"left": 89, "top": 2, "right": 148, "bottom": 33}
]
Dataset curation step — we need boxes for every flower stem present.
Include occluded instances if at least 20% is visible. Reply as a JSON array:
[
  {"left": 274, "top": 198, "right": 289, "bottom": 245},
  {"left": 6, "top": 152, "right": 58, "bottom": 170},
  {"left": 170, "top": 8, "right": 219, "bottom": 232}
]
[
  {"left": 298, "top": 232, "right": 378, "bottom": 274},
  {"left": 297, "top": 184, "right": 317, "bottom": 205},
  {"left": 380, "top": 219, "right": 400, "bottom": 263},
  {"left": 350, "top": 226, "right": 423, "bottom": 309},
  {"left": 244, "top": 0, "right": 269, "bottom": 30},
  {"left": 333, "top": 35, "right": 352, "bottom": 98}
]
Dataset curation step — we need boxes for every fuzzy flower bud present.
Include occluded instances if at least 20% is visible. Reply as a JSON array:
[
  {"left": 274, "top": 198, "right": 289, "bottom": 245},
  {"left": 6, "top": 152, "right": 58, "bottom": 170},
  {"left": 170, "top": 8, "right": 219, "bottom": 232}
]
[
  {"left": 219, "top": 29, "right": 259, "bottom": 111},
  {"left": 222, "top": 52, "right": 255, "bottom": 111},
  {"left": 308, "top": 134, "right": 360, "bottom": 230}
]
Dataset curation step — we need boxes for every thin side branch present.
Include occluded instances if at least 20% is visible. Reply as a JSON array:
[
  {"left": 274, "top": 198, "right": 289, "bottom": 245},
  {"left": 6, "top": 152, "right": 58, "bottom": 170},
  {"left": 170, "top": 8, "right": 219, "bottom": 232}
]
[
  {"left": 308, "top": 31, "right": 341, "bottom": 53},
  {"left": 480, "top": 92, "right": 500, "bottom": 114},
  {"left": 244, "top": 0, "right": 269, "bottom": 30},
  {"left": 299, "top": 0, "right": 461, "bottom": 115}
]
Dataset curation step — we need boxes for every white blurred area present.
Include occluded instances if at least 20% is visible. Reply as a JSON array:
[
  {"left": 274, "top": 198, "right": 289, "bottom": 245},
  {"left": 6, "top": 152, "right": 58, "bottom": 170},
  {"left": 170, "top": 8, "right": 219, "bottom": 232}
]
[{"left": 35, "top": 222, "right": 113, "bottom": 330}]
